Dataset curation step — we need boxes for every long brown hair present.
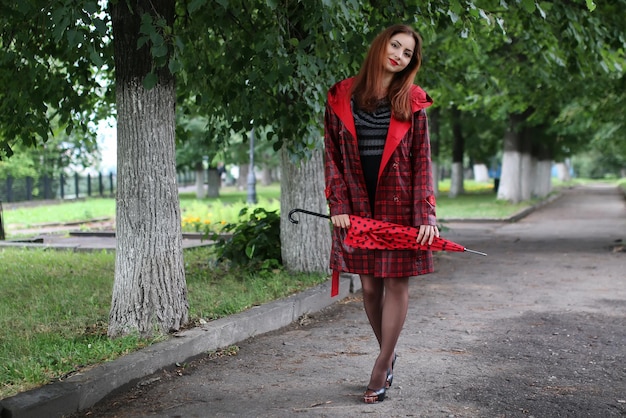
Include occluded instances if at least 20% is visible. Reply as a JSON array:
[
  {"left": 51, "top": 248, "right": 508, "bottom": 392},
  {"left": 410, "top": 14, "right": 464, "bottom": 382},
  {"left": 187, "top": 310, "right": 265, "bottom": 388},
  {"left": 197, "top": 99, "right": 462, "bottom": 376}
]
[{"left": 351, "top": 24, "right": 423, "bottom": 121}]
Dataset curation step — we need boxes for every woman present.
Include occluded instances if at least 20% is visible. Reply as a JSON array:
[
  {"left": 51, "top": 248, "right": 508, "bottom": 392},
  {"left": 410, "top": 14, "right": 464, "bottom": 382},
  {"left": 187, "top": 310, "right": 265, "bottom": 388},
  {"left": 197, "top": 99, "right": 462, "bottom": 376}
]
[{"left": 323, "top": 24, "right": 439, "bottom": 404}]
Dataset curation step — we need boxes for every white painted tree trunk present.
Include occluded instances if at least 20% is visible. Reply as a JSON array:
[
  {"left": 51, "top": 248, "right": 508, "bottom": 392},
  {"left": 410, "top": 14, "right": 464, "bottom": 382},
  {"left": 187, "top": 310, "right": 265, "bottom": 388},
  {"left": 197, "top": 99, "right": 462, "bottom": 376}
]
[
  {"left": 498, "top": 150, "right": 522, "bottom": 203},
  {"left": 449, "top": 162, "right": 464, "bottom": 197},
  {"left": 473, "top": 164, "right": 489, "bottom": 182},
  {"left": 533, "top": 160, "right": 552, "bottom": 197},
  {"left": 555, "top": 162, "right": 571, "bottom": 182},
  {"left": 109, "top": 1, "right": 187, "bottom": 338},
  {"left": 206, "top": 168, "right": 220, "bottom": 198},
  {"left": 280, "top": 147, "right": 331, "bottom": 273},
  {"left": 520, "top": 153, "right": 534, "bottom": 201},
  {"left": 195, "top": 166, "right": 206, "bottom": 199}
]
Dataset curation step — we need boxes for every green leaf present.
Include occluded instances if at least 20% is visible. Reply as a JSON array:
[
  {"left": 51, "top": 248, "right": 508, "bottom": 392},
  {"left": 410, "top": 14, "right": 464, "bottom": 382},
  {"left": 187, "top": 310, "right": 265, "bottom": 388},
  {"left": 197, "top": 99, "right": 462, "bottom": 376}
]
[
  {"left": 585, "top": 0, "right": 596, "bottom": 11},
  {"left": 152, "top": 43, "right": 169, "bottom": 58},
  {"left": 83, "top": 1, "right": 99, "bottom": 14},
  {"left": 245, "top": 244, "right": 255, "bottom": 259},
  {"left": 188, "top": 0, "right": 207, "bottom": 13},
  {"left": 143, "top": 72, "right": 158, "bottom": 90},
  {"left": 521, "top": 0, "right": 536, "bottom": 13}
]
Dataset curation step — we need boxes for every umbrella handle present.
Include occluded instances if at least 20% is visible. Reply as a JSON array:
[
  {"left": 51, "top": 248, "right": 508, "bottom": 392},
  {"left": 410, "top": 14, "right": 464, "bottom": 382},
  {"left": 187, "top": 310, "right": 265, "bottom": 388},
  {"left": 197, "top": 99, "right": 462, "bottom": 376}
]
[{"left": 288, "top": 208, "right": 330, "bottom": 224}]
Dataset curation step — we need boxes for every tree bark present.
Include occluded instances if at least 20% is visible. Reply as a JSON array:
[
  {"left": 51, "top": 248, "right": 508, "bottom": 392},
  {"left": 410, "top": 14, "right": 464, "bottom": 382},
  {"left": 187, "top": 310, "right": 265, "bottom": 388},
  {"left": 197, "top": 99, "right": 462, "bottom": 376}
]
[
  {"left": 206, "top": 167, "right": 220, "bottom": 198},
  {"left": 280, "top": 147, "right": 330, "bottom": 274},
  {"left": 194, "top": 162, "right": 206, "bottom": 199},
  {"left": 533, "top": 141, "right": 553, "bottom": 198},
  {"left": 519, "top": 126, "right": 535, "bottom": 201},
  {"left": 449, "top": 106, "right": 465, "bottom": 198},
  {"left": 473, "top": 164, "right": 490, "bottom": 182},
  {"left": 497, "top": 113, "right": 523, "bottom": 203},
  {"left": 429, "top": 107, "right": 441, "bottom": 197},
  {"left": 109, "top": 0, "right": 188, "bottom": 338}
]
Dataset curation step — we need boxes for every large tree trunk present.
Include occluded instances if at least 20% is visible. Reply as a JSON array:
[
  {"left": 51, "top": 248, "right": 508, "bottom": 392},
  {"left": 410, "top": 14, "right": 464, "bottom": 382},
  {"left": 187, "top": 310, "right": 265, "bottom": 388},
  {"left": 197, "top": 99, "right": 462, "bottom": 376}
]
[
  {"left": 533, "top": 141, "right": 552, "bottom": 198},
  {"left": 449, "top": 107, "right": 464, "bottom": 198},
  {"left": 109, "top": 0, "right": 188, "bottom": 338},
  {"left": 497, "top": 113, "right": 524, "bottom": 203},
  {"left": 519, "top": 129, "right": 533, "bottom": 201},
  {"left": 280, "top": 147, "right": 330, "bottom": 273}
]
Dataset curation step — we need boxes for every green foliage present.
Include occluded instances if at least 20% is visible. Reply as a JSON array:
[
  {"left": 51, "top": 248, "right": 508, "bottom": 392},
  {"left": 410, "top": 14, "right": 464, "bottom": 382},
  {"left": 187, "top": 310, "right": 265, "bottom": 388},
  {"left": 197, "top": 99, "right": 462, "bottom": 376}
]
[
  {"left": 0, "top": 1, "right": 112, "bottom": 157},
  {"left": 0, "top": 245, "right": 326, "bottom": 398},
  {"left": 210, "top": 207, "right": 282, "bottom": 272}
]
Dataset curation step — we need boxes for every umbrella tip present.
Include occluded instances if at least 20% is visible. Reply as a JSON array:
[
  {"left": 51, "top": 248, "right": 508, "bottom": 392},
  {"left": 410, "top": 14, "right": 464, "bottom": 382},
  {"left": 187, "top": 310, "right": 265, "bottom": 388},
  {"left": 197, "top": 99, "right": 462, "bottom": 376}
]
[{"left": 465, "top": 248, "right": 487, "bottom": 256}]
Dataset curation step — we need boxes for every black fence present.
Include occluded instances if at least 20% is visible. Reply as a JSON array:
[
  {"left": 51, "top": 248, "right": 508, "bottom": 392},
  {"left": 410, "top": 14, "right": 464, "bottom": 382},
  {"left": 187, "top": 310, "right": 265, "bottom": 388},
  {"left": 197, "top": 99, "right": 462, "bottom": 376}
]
[{"left": 0, "top": 172, "right": 117, "bottom": 203}]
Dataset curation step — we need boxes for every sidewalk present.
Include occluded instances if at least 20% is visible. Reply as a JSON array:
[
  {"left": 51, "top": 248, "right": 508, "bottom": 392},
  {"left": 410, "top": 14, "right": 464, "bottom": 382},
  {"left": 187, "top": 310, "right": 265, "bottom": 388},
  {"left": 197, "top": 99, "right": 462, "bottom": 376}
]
[{"left": 2, "top": 184, "right": 625, "bottom": 418}]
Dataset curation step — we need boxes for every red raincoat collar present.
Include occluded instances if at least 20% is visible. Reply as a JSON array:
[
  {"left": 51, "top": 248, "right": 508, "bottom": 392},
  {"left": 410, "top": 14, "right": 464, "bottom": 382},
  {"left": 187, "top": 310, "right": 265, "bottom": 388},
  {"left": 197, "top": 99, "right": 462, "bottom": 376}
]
[{"left": 327, "top": 78, "right": 433, "bottom": 178}]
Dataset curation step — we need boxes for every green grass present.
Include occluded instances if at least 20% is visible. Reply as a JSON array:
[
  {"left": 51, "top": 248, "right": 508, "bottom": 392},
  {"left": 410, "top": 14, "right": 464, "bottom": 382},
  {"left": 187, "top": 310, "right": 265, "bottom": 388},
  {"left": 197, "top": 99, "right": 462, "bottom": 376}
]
[
  {"left": 0, "top": 246, "right": 326, "bottom": 399},
  {"left": 2, "top": 185, "right": 281, "bottom": 236},
  {"left": 3, "top": 199, "right": 116, "bottom": 228}
]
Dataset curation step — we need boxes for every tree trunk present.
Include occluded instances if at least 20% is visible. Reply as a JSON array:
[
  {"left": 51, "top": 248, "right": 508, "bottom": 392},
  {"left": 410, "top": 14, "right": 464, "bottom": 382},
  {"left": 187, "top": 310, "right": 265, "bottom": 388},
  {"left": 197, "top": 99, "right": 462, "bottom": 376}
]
[
  {"left": 533, "top": 138, "right": 553, "bottom": 198},
  {"left": 194, "top": 162, "right": 206, "bottom": 199},
  {"left": 449, "top": 107, "right": 465, "bottom": 197},
  {"left": 520, "top": 126, "right": 535, "bottom": 201},
  {"left": 534, "top": 159, "right": 552, "bottom": 197},
  {"left": 206, "top": 167, "right": 220, "bottom": 198},
  {"left": 555, "top": 161, "right": 571, "bottom": 181},
  {"left": 473, "top": 164, "right": 490, "bottom": 182},
  {"left": 497, "top": 113, "right": 523, "bottom": 203},
  {"left": 280, "top": 147, "right": 330, "bottom": 273},
  {"left": 109, "top": 0, "right": 188, "bottom": 338},
  {"left": 429, "top": 108, "right": 441, "bottom": 197}
]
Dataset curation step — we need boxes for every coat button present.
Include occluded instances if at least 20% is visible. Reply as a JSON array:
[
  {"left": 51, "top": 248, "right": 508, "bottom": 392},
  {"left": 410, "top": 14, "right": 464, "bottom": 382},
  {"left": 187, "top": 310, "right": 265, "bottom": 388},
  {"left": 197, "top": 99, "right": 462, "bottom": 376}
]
[
  {"left": 392, "top": 162, "right": 398, "bottom": 169},
  {"left": 393, "top": 195, "right": 399, "bottom": 202}
]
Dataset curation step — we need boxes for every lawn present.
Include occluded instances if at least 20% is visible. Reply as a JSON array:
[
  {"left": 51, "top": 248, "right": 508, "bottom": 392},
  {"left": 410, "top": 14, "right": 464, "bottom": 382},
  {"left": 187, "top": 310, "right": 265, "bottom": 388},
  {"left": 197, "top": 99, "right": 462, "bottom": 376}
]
[{"left": 0, "top": 246, "right": 326, "bottom": 399}]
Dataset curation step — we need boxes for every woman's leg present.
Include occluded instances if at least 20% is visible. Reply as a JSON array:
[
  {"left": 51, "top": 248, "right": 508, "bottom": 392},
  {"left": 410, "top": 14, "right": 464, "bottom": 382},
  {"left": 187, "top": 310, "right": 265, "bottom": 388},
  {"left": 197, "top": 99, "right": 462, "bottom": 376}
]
[
  {"left": 364, "top": 276, "right": 410, "bottom": 397},
  {"left": 359, "top": 274, "right": 384, "bottom": 346}
]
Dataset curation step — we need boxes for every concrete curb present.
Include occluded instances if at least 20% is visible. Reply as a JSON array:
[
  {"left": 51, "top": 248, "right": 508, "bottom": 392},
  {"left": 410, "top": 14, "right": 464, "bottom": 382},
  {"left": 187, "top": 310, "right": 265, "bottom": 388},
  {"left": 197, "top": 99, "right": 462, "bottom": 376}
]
[{"left": 0, "top": 274, "right": 362, "bottom": 418}]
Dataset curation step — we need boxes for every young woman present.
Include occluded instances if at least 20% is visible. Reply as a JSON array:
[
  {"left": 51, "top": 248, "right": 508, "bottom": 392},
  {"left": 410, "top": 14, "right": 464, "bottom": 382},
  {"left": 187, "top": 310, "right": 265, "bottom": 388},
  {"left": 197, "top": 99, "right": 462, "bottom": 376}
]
[{"left": 323, "top": 24, "right": 439, "bottom": 404}]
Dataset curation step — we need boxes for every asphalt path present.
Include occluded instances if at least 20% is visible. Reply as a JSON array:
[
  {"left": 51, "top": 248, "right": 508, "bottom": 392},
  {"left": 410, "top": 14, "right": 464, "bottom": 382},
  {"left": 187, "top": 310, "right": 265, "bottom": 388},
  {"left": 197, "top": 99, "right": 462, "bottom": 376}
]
[{"left": 67, "top": 184, "right": 625, "bottom": 418}]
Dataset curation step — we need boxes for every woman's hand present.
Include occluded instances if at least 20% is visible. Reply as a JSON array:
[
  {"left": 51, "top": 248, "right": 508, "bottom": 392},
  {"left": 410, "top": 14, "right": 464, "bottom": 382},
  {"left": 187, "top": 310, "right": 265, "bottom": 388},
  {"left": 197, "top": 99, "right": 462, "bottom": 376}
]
[
  {"left": 331, "top": 214, "right": 351, "bottom": 229},
  {"left": 417, "top": 224, "right": 439, "bottom": 246}
]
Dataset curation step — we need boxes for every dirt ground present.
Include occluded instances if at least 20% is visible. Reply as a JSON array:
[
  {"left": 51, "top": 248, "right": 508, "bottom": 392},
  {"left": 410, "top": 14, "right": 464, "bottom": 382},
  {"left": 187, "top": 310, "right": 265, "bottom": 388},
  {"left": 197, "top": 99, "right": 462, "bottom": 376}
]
[{"left": 71, "top": 185, "right": 625, "bottom": 418}]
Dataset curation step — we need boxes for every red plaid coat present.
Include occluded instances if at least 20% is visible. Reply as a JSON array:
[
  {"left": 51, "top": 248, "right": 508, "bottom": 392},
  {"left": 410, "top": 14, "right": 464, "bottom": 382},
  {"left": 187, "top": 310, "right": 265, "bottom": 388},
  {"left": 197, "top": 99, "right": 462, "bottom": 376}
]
[{"left": 324, "top": 78, "right": 437, "bottom": 278}]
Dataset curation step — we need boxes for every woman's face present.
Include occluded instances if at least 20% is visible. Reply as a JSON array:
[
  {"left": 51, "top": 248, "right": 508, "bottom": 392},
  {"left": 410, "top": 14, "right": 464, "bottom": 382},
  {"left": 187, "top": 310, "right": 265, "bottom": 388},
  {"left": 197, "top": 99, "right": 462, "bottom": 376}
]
[{"left": 383, "top": 33, "right": 415, "bottom": 74}]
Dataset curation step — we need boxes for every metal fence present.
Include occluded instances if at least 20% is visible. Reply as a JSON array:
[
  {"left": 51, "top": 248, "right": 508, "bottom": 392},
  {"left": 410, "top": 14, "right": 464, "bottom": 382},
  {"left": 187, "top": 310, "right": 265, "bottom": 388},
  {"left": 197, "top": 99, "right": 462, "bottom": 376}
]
[{"left": 0, "top": 172, "right": 117, "bottom": 203}]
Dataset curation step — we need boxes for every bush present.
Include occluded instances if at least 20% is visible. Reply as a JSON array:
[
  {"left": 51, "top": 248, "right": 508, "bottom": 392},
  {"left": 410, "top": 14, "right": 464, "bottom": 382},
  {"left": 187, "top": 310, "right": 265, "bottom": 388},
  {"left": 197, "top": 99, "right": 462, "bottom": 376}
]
[{"left": 210, "top": 207, "right": 281, "bottom": 272}]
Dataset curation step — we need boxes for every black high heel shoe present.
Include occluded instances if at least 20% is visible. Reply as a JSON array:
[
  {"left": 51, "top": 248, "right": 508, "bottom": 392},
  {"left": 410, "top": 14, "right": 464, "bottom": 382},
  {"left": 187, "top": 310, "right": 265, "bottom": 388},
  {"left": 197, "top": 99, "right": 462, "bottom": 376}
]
[
  {"left": 386, "top": 353, "right": 398, "bottom": 388},
  {"left": 363, "top": 386, "right": 386, "bottom": 403}
]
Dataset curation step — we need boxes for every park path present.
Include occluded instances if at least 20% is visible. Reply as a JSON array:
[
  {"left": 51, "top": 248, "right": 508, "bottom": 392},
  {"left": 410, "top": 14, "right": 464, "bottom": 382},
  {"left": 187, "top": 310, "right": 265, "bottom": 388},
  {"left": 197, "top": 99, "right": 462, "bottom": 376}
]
[{"left": 75, "top": 184, "right": 625, "bottom": 418}]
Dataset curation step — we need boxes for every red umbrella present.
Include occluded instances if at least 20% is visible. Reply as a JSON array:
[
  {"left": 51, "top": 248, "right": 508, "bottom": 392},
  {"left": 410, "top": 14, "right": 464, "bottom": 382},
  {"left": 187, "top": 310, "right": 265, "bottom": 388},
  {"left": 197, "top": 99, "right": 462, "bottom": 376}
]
[
  {"left": 344, "top": 215, "right": 487, "bottom": 255},
  {"left": 289, "top": 209, "right": 486, "bottom": 296}
]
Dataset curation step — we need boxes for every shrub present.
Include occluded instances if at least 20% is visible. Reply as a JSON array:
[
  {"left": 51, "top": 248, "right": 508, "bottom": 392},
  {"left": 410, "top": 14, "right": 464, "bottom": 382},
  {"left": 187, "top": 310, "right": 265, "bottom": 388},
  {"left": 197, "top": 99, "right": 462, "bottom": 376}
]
[{"left": 210, "top": 207, "right": 281, "bottom": 272}]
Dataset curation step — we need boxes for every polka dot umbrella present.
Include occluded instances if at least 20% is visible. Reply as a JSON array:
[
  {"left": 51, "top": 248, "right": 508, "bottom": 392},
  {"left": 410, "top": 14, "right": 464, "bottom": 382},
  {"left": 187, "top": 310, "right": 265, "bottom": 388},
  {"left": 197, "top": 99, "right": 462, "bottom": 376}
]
[{"left": 289, "top": 208, "right": 487, "bottom": 296}]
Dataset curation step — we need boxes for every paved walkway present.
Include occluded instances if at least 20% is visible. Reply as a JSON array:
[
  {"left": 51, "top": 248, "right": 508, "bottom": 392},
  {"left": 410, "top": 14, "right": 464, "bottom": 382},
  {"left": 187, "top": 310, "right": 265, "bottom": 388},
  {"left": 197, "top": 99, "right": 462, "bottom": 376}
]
[{"left": 2, "top": 184, "right": 625, "bottom": 418}]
